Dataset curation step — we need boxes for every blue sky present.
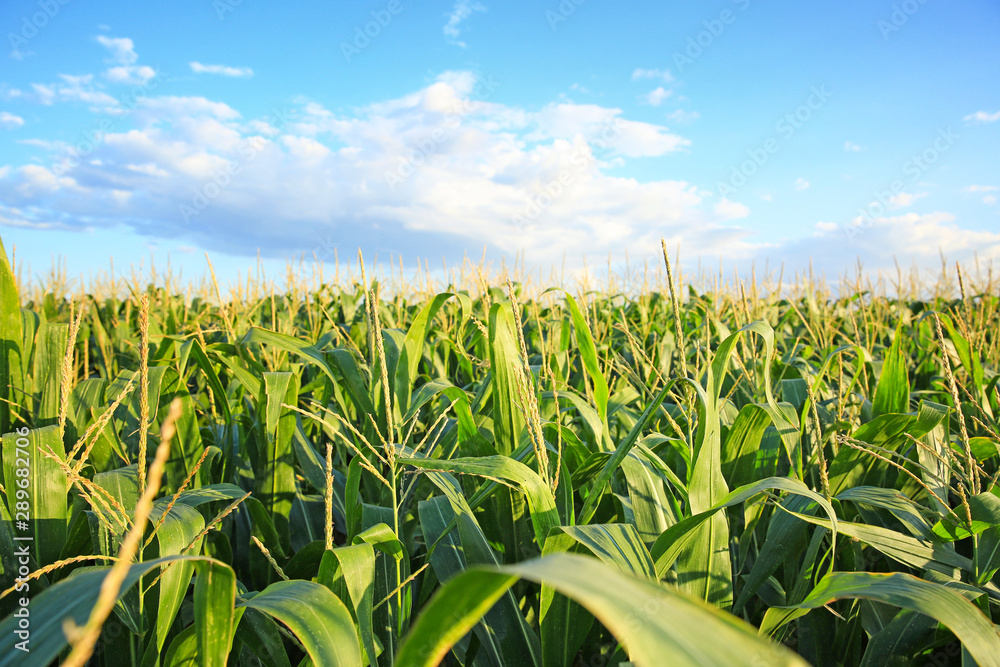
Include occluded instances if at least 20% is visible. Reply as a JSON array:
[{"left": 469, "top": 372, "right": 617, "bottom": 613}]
[{"left": 1, "top": 0, "right": 999, "bottom": 287}]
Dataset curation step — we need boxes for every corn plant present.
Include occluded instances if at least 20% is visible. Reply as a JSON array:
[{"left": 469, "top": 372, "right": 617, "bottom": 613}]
[{"left": 0, "top": 234, "right": 998, "bottom": 666}]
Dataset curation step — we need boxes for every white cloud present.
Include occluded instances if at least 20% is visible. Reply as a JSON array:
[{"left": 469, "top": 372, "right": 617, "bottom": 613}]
[
  {"left": 26, "top": 75, "right": 117, "bottom": 108},
  {"left": 844, "top": 141, "right": 861, "bottom": 152},
  {"left": 962, "top": 185, "right": 998, "bottom": 193},
  {"left": 106, "top": 65, "right": 157, "bottom": 84},
  {"left": 964, "top": 110, "right": 1000, "bottom": 124},
  {"left": 644, "top": 87, "right": 672, "bottom": 107},
  {"left": 632, "top": 68, "right": 673, "bottom": 83},
  {"left": 96, "top": 36, "right": 138, "bottom": 65},
  {"left": 791, "top": 212, "right": 1000, "bottom": 276},
  {"left": 984, "top": 195, "right": 997, "bottom": 206},
  {"left": 0, "top": 72, "right": 751, "bottom": 267},
  {"left": 190, "top": 62, "right": 254, "bottom": 78},
  {"left": 713, "top": 199, "right": 749, "bottom": 219},
  {"left": 0, "top": 112, "right": 24, "bottom": 129},
  {"left": 889, "top": 192, "right": 927, "bottom": 208},
  {"left": 760, "top": 193, "right": 773, "bottom": 202},
  {"left": 530, "top": 103, "right": 690, "bottom": 157},
  {"left": 667, "top": 109, "right": 699, "bottom": 124},
  {"left": 5, "top": 70, "right": 996, "bottom": 276},
  {"left": 92, "top": 36, "right": 158, "bottom": 85},
  {"left": 443, "top": 0, "right": 486, "bottom": 47},
  {"left": 795, "top": 178, "right": 810, "bottom": 190}
]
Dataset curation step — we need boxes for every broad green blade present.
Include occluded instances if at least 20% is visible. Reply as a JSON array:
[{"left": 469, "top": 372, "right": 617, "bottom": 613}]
[
  {"left": 148, "top": 500, "right": 206, "bottom": 652},
  {"left": 488, "top": 302, "right": 525, "bottom": 457},
  {"left": 769, "top": 571, "right": 1000, "bottom": 667},
  {"left": 545, "top": 290, "right": 611, "bottom": 448},
  {"left": 782, "top": 509, "right": 971, "bottom": 575},
  {"left": 238, "top": 579, "right": 362, "bottom": 667},
  {"left": 419, "top": 496, "right": 516, "bottom": 667},
  {"left": 319, "top": 544, "right": 377, "bottom": 666},
  {"left": 399, "top": 453, "right": 559, "bottom": 549},
  {"left": 652, "top": 477, "right": 836, "bottom": 580},
  {"left": 233, "top": 608, "right": 291, "bottom": 667},
  {"left": 393, "top": 292, "right": 470, "bottom": 413},
  {"left": 2, "top": 425, "right": 69, "bottom": 564},
  {"left": 32, "top": 323, "right": 68, "bottom": 428},
  {"left": 0, "top": 236, "right": 22, "bottom": 436},
  {"left": 194, "top": 559, "right": 237, "bottom": 667},
  {"left": 396, "top": 553, "right": 808, "bottom": 667},
  {"left": 254, "top": 371, "right": 297, "bottom": 550},
  {"left": 621, "top": 451, "right": 676, "bottom": 547},
  {"left": 538, "top": 524, "right": 655, "bottom": 666},
  {"left": 0, "top": 555, "right": 231, "bottom": 667},
  {"left": 872, "top": 325, "right": 909, "bottom": 418}
]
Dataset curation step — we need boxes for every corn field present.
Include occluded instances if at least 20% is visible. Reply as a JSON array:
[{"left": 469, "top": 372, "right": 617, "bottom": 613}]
[{"left": 1, "top": 235, "right": 999, "bottom": 666}]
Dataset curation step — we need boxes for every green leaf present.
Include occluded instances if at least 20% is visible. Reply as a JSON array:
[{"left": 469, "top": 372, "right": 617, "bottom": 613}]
[
  {"left": 769, "top": 571, "right": 1000, "bottom": 667},
  {"left": 238, "top": 579, "right": 362, "bottom": 667},
  {"left": 254, "top": 371, "right": 298, "bottom": 551},
  {"left": 399, "top": 453, "right": 559, "bottom": 549},
  {"left": 318, "top": 544, "right": 377, "bottom": 666},
  {"left": 545, "top": 290, "right": 611, "bottom": 448},
  {"left": 148, "top": 500, "right": 206, "bottom": 652},
  {"left": 393, "top": 292, "right": 470, "bottom": 413},
  {"left": 0, "top": 555, "right": 231, "bottom": 667},
  {"left": 193, "top": 559, "right": 237, "bottom": 667},
  {"left": 621, "top": 451, "right": 677, "bottom": 547},
  {"left": 872, "top": 325, "right": 909, "bottom": 418},
  {"left": 0, "top": 236, "right": 22, "bottom": 436},
  {"left": 2, "top": 425, "right": 69, "bottom": 564},
  {"left": 488, "top": 302, "right": 525, "bottom": 457},
  {"left": 33, "top": 323, "right": 68, "bottom": 428},
  {"left": 932, "top": 492, "right": 1000, "bottom": 542},
  {"left": 396, "top": 553, "right": 808, "bottom": 667},
  {"left": 652, "top": 477, "right": 836, "bottom": 580}
]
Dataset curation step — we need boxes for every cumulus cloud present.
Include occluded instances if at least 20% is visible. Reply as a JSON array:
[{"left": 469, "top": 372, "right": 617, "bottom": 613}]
[
  {"left": 778, "top": 212, "right": 1000, "bottom": 278},
  {"left": 0, "top": 72, "right": 757, "bottom": 266},
  {"left": 26, "top": 75, "right": 118, "bottom": 109},
  {"left": 644, "top": 87, "right": 672, "bottom": 106},
  {"left": 964, "top": 109, "right": 1000, "bottom": 124},
  {"left": 93, "top": 36, "right": 157, "bottom": 84},
  {"left": 443, "top": 0, "right": 486, "bottom": 47},
  {"left": 889, "top": 191, "right": 927, "bottom": 208},
  {"left": 962, "top": 185, "right": 998, "bottom": 193},
  {"left": 106, "top": 65, "right": 157, "bottom": 84},
  {"left": 3, "top": 70, "right": 995, "bottom": 276},
  {"left": 795, "top": 178, "right": 810, "bottom": 190},
  {"left": 0, "top": 112, "right": 24, "bottom": 129},
  {"left": 632, "top": 68, "right": 673, "bottom": 82},
  {"left": 96, "top": 36, "right": 138, "bottom": 65},
  {"left": 844, "top": 141, "right": 862, "bottom": 152},
  {"left": 190, "top": 62, "right": 254, "bottom": 78},
  {"left": 667, "top": 109, "right": 699, "bottom": 124}
]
